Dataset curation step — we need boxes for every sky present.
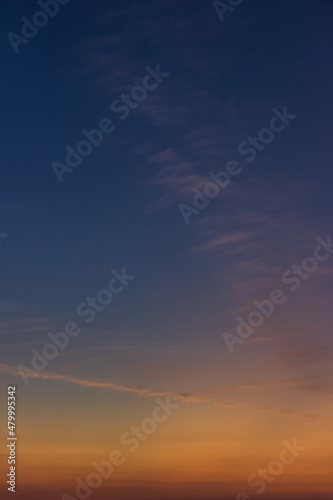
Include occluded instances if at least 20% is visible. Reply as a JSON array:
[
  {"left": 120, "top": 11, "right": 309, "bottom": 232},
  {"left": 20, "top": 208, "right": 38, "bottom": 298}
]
[{"left": 1, "top": 0, "right": 333, "bottom": 499}]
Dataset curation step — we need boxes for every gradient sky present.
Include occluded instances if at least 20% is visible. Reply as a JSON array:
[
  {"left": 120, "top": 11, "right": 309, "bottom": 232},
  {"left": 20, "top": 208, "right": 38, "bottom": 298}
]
[{"left": 1, "top": 1, "right": 333, "bottom": 499}]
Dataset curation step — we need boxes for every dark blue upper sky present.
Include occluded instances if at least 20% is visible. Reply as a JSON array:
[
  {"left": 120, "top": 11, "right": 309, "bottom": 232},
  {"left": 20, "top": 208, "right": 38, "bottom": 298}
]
[{"left": 1, "top": 0, "right": 333, "bottom": 352}]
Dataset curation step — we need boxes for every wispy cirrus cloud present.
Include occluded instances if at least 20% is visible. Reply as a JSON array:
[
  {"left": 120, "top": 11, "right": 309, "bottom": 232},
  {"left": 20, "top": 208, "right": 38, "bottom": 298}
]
[
  {"left": 193, "top": 231, "right": 251, "bottom": 253},
  {"left": 0, "top": 362, "right": 213, "bottom": 403},
  {"left": 0, "top": 363, "right": 322, "bottom": 419}
]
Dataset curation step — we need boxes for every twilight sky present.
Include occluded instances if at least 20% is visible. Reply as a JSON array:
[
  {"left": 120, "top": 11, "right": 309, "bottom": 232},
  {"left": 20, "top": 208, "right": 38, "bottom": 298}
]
[{"left": 1, "top": 1, "right": 333, "bottom": 499}]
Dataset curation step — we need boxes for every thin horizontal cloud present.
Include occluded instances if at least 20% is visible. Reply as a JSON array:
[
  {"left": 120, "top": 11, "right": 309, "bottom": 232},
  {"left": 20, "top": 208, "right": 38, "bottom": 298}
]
[
  {"left": 0, "top": 363, "right": 212, "bottom": 403},
  {"left": 225, "top": 373, "right": 333, "bottom": 393},
  {"left": 0, "top": 363, "right": 320, "bottom": 418},
  {"left": 193, "top": 232, "right": 251, "bottom": 253},
  {"left": 253, "top": 406, "right": 318, "bottom": 419},
  {"left": 215, "top": 401, "right": 242, "bottom": 408}
]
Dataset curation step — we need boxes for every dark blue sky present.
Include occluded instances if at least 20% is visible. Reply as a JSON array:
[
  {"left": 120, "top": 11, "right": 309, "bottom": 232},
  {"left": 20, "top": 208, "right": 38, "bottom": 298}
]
[{"left": 1, "top": 0, "right": 333, "bottom": 349}]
